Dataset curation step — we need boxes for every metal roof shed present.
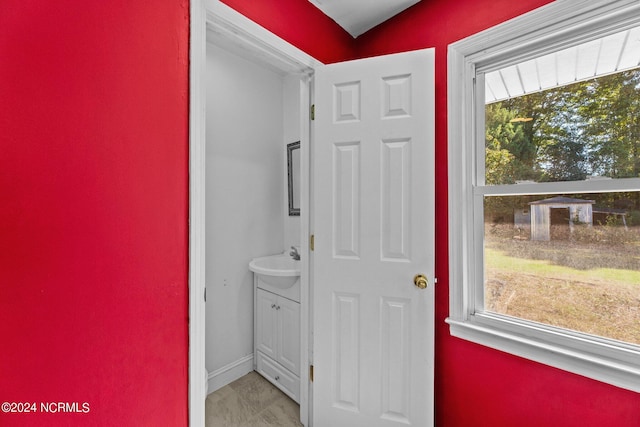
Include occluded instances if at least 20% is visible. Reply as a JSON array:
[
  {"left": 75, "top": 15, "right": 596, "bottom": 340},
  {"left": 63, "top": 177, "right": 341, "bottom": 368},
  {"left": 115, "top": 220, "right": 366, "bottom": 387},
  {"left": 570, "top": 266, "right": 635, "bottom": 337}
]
[{"left": 528, "top": 196, "right": 595, "bottom": 241}]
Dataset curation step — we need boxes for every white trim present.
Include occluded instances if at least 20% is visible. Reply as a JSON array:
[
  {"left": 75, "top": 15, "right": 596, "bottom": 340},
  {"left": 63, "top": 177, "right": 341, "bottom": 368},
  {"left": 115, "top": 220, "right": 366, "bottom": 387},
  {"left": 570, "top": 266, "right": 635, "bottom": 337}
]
[
  {"left": 298, "top": 76, "right": 312, "bottom": 427},
  {"left": 475, "top": 178, "right": 640, "bottom": 197},
  {"left": 206, "top": 2, "right": 322, "bottom": 74},
  {"left": 207, "top": 355, "right": 255, "bottom": 394},
  {"left": 189, "top": 0, "right": 207, "bottom": 425},
  {"left": 448, "top": 0, "right": 640, "bottom": 393},
  {"left": 447, "top": 318, "right": 640, "bottom": 392},
  {"left": 195, "top": 3, "right": 320, "bottom": 426},
  {"left": 460, "top": 0, "right": 640, "bottom": 70}
]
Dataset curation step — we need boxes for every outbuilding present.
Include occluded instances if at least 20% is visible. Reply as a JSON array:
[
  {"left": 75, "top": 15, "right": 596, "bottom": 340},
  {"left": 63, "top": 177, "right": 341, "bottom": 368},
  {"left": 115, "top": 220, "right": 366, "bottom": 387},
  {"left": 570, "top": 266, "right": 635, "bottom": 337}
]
[{"left": 528, "top": 196, "right": 594, "bottom": 241}]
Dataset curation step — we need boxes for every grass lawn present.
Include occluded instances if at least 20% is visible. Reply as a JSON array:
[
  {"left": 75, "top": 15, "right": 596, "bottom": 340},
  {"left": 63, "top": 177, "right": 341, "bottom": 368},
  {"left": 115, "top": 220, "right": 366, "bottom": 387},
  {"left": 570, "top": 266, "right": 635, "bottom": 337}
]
[
  {"left": 487, "top": 247, "right": 640, "bottom": 288},
  {"left": 484, "top": 227, "right": 640, "bottom": 345}
]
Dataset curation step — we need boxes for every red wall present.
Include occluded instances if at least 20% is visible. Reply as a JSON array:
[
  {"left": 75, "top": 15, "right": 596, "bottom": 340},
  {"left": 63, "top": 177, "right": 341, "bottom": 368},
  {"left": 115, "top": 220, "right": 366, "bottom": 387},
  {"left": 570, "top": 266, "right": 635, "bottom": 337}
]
[
  {"left": 4, "top": 1, "right": 638, "bottom": 426},
  {"left": 357, "top": 1, "right": 640, "bottom": 426},
  {"left": 0, "top": 1, "right": 189, "bottom": 426},
  {"left": 226, "top": 1, "right": 640, "bottom": 426},
  {"left": 220, "top": 0, "right": 358, "bottom": 64}
]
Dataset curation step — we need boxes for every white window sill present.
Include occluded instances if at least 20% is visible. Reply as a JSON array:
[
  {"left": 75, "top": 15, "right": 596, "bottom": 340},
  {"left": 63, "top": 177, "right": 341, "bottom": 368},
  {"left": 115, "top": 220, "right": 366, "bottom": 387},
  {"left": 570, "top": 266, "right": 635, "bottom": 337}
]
[{"left": 446, "top": 315, "right": 640, "bottom": 393}]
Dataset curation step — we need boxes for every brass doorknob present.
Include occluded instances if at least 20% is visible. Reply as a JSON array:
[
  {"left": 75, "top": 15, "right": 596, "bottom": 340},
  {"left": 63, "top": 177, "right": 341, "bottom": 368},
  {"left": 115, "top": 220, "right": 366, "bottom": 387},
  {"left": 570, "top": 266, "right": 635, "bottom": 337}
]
[{"left": 414, "top": 274, "right": 428, "bottom": 289}]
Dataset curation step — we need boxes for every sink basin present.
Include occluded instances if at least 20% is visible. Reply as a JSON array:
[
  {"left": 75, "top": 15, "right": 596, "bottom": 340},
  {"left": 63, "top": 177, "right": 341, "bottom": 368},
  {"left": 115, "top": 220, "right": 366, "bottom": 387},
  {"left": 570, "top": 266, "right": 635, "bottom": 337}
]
[{"left": 249, "top": 253, "right": 301, "bottom": 288}]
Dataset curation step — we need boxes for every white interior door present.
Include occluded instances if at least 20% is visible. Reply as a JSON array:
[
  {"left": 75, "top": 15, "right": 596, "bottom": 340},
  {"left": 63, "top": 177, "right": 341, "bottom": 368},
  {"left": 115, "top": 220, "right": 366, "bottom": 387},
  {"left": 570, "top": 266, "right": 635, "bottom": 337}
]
[{"left": 312, "top": 48, "right": 435, "bottom": 427}]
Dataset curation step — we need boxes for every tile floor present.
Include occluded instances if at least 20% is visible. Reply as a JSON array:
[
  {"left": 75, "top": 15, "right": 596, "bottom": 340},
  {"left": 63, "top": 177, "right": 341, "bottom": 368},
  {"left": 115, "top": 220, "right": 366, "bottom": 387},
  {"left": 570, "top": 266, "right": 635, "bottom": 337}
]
[{"left": 206, "top": 371, "right": 303, "bottom": 427}]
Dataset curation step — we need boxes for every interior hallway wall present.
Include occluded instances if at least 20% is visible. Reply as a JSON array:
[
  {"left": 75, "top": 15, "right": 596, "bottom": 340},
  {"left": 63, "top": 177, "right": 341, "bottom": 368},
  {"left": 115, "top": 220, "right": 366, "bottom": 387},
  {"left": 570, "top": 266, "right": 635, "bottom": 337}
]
[{"left": 0, "top": 1, "right": 189, "bottom": 425}]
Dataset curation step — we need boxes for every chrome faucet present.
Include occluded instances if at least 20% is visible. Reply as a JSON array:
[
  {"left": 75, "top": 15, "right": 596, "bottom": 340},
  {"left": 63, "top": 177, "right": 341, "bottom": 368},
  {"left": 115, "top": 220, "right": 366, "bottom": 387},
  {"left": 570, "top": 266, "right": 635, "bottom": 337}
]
[{"left": 289, "top": 246, "right": 300, "bottom": 261}]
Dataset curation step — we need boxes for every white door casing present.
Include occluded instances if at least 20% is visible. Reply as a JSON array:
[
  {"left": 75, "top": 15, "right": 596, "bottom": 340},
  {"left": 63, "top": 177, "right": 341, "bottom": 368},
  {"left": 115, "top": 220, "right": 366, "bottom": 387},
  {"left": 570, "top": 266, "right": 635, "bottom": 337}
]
[{"left": 313, "top": 49, "right": 435, "bottom": 427}]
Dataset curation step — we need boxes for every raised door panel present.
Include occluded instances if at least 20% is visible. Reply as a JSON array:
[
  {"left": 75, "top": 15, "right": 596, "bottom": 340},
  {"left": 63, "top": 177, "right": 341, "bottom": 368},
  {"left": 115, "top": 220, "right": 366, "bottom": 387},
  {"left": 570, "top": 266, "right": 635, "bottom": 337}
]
[
  {"left": 256, "top": 288, "right": 278, "bottom": 359},
  {"left": 277, "top": 296, "right": 300, "bottom": 375}
]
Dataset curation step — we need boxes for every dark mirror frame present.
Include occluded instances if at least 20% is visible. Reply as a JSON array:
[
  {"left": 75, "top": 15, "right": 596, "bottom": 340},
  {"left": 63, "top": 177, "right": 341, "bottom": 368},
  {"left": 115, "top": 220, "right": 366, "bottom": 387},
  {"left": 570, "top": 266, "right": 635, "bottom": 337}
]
[{"left": 287, "top": 141, "right": 300, "bottom": 216}]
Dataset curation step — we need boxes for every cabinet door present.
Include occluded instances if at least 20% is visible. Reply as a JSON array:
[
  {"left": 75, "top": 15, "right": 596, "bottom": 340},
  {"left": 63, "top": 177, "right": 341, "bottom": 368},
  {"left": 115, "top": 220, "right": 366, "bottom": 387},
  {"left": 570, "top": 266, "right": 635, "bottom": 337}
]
[
  {"left": 277, "top": 296, "right": 300, "bottom": 375},
  {"left": 256, "top": 289, "right": 278, "bottom": 359}
]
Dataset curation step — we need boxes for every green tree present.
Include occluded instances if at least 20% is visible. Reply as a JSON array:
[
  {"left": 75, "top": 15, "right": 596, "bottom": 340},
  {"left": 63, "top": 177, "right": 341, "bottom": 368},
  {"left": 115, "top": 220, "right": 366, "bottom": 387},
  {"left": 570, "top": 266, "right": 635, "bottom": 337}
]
[
  {"left": 485, "top": 99, "right": 543, "bottom": 184},
  {"left": 536, "top": 85, "right": 589, "bottom": 182},
  {"left": 485, "top": 69, "right": 640, "bottom": 187},
  {"left": 485, "top": 103, "right": 517, "bottom": 184},
  {"left": 580, "top": 70, "right": 640, "bottom": 180}
]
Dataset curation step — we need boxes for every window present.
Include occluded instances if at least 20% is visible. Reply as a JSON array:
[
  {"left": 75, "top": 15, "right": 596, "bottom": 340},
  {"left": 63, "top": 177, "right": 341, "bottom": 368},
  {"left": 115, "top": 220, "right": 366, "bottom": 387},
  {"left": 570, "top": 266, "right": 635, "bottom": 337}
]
[{"left": 448, "top": 0, "right": 640, "bottom": 391}]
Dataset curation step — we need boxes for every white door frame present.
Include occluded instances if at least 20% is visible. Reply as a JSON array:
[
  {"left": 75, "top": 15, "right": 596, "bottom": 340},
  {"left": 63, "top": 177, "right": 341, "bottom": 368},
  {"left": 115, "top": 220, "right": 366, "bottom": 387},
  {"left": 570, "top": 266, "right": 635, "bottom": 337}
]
[
  {"left": 189, "top": 2, "right": 321, "bottom": 426},
  {"left": 189, "top": 1, "right": 207, "bottom": 426}
]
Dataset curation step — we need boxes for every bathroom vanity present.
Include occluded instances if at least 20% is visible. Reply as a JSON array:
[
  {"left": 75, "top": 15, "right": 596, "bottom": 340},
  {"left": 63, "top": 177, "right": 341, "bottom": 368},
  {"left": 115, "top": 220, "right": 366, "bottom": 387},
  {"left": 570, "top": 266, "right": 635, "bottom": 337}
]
[{"left": 249, "top": 253, "right": 301, "bottom": 403}]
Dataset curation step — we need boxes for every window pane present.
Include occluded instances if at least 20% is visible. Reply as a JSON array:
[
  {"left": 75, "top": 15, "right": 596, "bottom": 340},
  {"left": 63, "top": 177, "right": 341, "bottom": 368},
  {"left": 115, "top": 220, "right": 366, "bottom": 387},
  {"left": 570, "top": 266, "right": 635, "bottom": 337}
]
[
  {"left": 484, "top": 192, "right": 640, "bottom": 345},
  {"left": 484, "top": 27, "right": 640, "bottom": 185}
]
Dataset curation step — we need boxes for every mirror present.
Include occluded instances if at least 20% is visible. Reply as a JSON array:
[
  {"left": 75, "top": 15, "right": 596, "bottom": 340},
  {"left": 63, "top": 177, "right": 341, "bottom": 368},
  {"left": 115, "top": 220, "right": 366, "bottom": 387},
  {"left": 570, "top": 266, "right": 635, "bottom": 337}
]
[{"left": 287, "top": 141, "right": 300, "bottom": 216}]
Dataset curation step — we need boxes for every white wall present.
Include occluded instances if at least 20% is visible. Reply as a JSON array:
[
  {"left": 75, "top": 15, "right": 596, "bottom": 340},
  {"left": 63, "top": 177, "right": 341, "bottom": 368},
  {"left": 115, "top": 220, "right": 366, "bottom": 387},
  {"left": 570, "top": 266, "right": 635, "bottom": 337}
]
[
  {"left": 205, "top": 42, "right": 285, "bottom": 379},
  {"left": 283, "top": 75, "right": 302, "bottom": 251}
]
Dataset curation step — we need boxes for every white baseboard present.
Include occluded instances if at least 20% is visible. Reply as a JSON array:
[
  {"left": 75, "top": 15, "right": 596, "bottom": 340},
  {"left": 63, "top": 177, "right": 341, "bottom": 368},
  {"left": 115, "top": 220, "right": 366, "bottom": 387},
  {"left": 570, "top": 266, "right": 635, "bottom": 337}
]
[{"left": 207, "top": 354, "right": 254, "bottom": 395}]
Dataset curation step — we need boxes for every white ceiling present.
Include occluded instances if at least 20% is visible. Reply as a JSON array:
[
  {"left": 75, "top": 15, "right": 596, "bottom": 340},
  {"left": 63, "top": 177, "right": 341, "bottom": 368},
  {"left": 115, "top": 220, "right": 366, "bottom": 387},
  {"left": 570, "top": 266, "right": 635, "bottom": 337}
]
[
  {"left": 308, "top": 0, "right": 420, "bottom": 38},
  {"left": 485, "top": 25, "right": 640, "bottom": 103}
]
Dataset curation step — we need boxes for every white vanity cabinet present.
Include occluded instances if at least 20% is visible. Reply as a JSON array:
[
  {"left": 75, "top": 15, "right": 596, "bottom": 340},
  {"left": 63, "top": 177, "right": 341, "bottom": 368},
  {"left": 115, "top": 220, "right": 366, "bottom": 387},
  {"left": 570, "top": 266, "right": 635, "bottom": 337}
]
[{"left": 254, "top": 285, "right": 300, "bottom": 403}]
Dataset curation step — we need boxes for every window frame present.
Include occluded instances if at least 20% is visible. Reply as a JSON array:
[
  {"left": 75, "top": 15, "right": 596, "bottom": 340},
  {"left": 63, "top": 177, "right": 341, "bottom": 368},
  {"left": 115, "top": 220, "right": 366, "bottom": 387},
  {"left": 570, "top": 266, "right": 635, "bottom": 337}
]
[{"left": 447, "top": 0, "right": 640, "bottom": 392}]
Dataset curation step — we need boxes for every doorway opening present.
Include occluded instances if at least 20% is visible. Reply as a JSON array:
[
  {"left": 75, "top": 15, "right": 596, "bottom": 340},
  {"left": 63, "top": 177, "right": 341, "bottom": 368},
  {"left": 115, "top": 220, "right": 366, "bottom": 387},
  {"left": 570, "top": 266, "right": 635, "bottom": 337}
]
[
  {"left": 550, "top": 207, "right": 570, "bottom": 240},
  {"left": 192, "top": 5, "right": 318, "bottom": 426}
]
